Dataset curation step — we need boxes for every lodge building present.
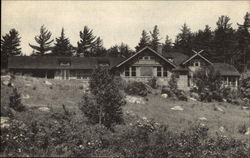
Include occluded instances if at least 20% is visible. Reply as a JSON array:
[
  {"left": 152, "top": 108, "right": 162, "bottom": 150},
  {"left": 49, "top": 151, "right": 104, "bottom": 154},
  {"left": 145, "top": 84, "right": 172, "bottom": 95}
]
[{"left": 8, "top": 46, "right": 240, "bottom": 90}]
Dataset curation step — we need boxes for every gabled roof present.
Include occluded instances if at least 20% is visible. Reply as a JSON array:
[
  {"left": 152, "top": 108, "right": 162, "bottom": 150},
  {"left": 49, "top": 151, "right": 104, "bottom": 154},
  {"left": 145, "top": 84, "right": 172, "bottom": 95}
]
[
  {"left": 8, "top": 56, "right": 124, "bottom": 70},
  {"left": 163, "top": 51, "right": 189, "bottom": 66},
  {"left": 182, "top": 50, "right": 213, "bottom": 65},
  {"left": 213, "top": 63, "right": 240, "bottom": 76},
  {"left": 115, "top": 46, "right": 176, "bottom": 68}
]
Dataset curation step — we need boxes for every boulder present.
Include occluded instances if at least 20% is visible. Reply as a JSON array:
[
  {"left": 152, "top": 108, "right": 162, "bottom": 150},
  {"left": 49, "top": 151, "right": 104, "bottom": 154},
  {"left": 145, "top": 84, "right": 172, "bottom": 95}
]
[
  {"left": 125, "top": 95, "right": 145, "bottom": 104},
  {"left": 22, "top": 94, "right": 30, "bottom": 99},
  {"left": 2, "top": 80, "right": 10, "bottom": 86},
  {"left": 1, "top": 117, "right": 10, "bottom": 128},
  {"left": 45, "top": 80, "right": 52, "bottom": 86},
  {"left": 219, "top": 126, "right": 225, "bottom": 133},
  {"left": 25, "top": 83, "right": 32, "bottom": 87},
  {"left": 170, "top": 106, "right": 184, "bottom": 111},
  {"left": 199, "top": 117, "right": 208, "bottom": 121},
  {"left": 161, "top": 93, "right": 168, "bottom": 98},
  {"left": 190, "top": 92, "right": 200, "bottom": 100},
  {"left": 38, "top": 107, "right": 50, "bottom": 112},
  {"left": 245, "top": 128, "right": 250, "bottom": 135},
  {"left": 214, "top": 105, "right": 225, "bottom": 113},
  {"left": 189, "top": 97, "right": 197, "bottom": 101}
]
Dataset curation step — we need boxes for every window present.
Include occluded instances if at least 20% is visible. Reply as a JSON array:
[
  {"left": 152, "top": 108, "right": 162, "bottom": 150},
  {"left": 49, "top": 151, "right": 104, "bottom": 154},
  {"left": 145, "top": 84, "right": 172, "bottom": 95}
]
[
  {"left": 157, "top": 66, "right": 162, "bottom": 77},
  {"left": 131, "top": 67, "right": 136, "bottom": 76},
  {"left": 193, "top": 61, "right": 200, "bottom": 67},
  {"left": 144, "top": 56, "right": 149, "bottom": 60},
  {"left": 163, "top": 68, "right": 168, "bottom": 77},
  {"left": 138, "top": 56, "right": 143, "bottom": 60},
  {"left": 59, "top": 61, "right": 71, "bottom": 66},
  {"left": 150, "top": 56, "right": 155, "bottom": 60},
  {"left": 125, "top": 67, "right": 130, "bottom": 76}
]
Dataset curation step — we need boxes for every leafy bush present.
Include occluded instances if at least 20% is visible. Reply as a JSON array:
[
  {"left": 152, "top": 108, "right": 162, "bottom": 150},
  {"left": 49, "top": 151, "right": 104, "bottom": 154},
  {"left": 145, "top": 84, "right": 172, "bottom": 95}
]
[
  {"left": 193, "top": 67, "right": 224, "bottom": 102},
  {"left": 9, "top": 88, "right": 25, "bottom": 112},
  {"left": 80, "top": 67, "right": 125, "bottom": 129},
  {"left": 168, "top": 73, "right": 178, "bottom": 91},
  {"left": 125, "top": 81, "right": 149, "bottom": 97},
  {"left": 238, "top": 124, "right": 247, "bottom": 134},
  {"left": 148, "top": 77, "right": 157, "bottom": 89}
]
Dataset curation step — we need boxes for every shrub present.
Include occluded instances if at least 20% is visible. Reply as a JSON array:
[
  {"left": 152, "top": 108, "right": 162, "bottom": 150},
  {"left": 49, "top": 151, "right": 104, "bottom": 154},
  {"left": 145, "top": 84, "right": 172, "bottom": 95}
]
[
  {"left": 80, "top": 67, "right": 126, "bottom": 129},
  {"left": 148, "top": 77, "right": 157, "bottom": 89},
  {"left": 125, "top": 81, "right": 149, "bottom": 97},
  {"left": 238, "top": 124, "right": 247, "bottom": 134},
  {"left": 9, "top": 88, "right": 25, "bottom": 112},
  {"left": 168, "top": 73, "right": 178, "bottom": 91}
]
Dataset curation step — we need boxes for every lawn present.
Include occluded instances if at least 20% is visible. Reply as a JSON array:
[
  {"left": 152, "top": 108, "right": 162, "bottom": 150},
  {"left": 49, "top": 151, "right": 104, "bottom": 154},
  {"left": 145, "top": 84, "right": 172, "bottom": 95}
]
[{"left": 1, "top": 76, "right": 250, "bottom": 140}]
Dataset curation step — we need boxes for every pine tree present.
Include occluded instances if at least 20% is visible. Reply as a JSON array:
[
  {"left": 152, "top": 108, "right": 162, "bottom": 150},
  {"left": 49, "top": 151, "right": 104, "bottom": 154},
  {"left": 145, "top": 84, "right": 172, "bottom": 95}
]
[
  {"left": 77, "top": 26, "right": 96, "bottom": 57},
  {"left": 150, "top": 25, "right": 161, "bottom": 51},
  {"left": 174, "top": 23, "right": 193, "bottom": 56},
  {"left": 135, "top": 30, "right": 150, "bottom": 51},
  {"left": 80, "top": 67, "right": 125, "bottom": 128},
  {"left": 107, "top": 43, "right": 134, "bottom": 58},
  {"left": 52, "top": 28, "right": 74, "bottom": 56},
  {"left": 162, "top": 35, "right": 172, "bottom": 52},
  {"left": 1, "top": 29, "right": 22, "bottom": 69},
  {"left": 235, "top": 12, "right": 250, "bottom": 72},
  {"left": 93, "top": 37, "right": 107, "bottom": 57},
  {"left": 29, "top": 25, "right": 54, "bottom": 56},
  {"left": 214, "top": 16, "right": 236, "bottom": 63}
]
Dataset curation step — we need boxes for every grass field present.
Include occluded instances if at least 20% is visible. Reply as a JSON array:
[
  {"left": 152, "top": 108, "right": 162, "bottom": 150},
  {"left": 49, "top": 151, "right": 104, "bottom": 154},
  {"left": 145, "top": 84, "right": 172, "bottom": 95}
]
[{"left": 1, "top": 76, "right": 250, "bottom": 140}]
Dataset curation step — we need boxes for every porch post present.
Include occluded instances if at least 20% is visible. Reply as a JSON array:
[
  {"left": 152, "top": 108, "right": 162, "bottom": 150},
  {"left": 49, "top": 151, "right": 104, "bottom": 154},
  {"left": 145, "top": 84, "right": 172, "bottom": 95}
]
[
  {"left": 129, "top": 67, "right": 132, "bottom": 77},
  {"left": 226, "top": 77, "right": 229, "bottom": 86},
  {"left": 45, "top": 71, "right": 47, "bottom": 79},
  {"left": 161, "top": 67, "right": 164, "bottom": 77},
  {"left": 235, "top": 77, "right": 238, "bottom": 88}
]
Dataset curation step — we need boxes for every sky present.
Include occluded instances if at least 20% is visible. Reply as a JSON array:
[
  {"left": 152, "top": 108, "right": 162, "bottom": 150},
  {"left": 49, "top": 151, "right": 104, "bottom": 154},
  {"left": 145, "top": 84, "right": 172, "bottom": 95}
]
[{"left": 2, "top": 1, "right": 249, "bottom": 55}]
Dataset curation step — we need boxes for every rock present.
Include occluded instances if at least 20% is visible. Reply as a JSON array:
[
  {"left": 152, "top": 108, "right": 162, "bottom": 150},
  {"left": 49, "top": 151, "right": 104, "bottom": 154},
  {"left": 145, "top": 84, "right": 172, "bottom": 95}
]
[
  {"left": 199, "top": 117, "right": 207, "bottom": 121},
  {"left": 190, "top": 92, "right": 199, "bottom": 99},
  {"left": 1, "top": 117, "right": 10, "bottom": 128},
  {"left": 245, "top": 128, "right": 250, "bottom": 135},
  {"left": 242, "top": 106, "right": 250, "bottom": 110},
  {"left": 38, "top": 107, "right": 50, "bottom": 112},
  {"left": 22, "top": 94, "right": 30, "bottom": 99},
  {"left": 45, "top": 80, "right": 52, "bottom": 86},
  {"left": 171, "top": 106, "right": 184, "bottom": 111},
  {"left": 161, "top": 93, "right": 168, "bottom": 98},
  {"left": 125, "top": 95, "right": 145, "bottom": 104},
  {"left": 189, "top": 97, "right": 197, "bottom": 101},
  {"left": 219, "top": 126, "right": 225, "bottom": 133},
  {"left": 25, "top": 83, "right": 31, "bottom": 87},
  {"left": 2, "top": 80, "right": 10, "bottom": 86},
  {"left": 214, "top": 105, "right": 224, "bottom": 113},
  {"left": 1, "top": 75, "right": 11, "bottom": 81}
]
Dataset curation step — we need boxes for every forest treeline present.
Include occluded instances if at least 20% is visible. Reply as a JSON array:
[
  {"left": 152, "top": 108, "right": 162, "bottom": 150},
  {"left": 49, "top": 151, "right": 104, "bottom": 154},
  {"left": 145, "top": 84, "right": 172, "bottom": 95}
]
[{"left": 1, "top": 13, "right": 249, "bottom": 72}]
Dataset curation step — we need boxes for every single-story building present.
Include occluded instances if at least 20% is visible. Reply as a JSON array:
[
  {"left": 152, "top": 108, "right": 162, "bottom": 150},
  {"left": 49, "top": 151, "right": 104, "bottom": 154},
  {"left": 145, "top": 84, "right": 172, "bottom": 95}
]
[{"left": 8, "top": 46, "right": 240, "bottom": 90}]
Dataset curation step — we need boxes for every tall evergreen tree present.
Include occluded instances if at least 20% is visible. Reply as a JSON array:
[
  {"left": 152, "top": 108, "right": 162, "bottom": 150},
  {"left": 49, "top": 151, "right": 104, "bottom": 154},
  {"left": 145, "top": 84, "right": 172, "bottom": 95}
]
[
  {"left": 77, "top": 26, "right": 96, "bottom": 57},
  {"left": 107, "top": 43, "right": 134, "bottom": 58},
  {"left": 214, "top": 15, "right": 236, "bottom": 63},
  {"left": 162, "top": 35, "right": 172, "bottom": 52},
  {"left": 93, "top": 37, "right": 107, "bottom": 57},
  {"left": 174, "top": 23, "right": 193, "bottom": 56},
  {"left": 29, "top": 25, "right": 54, "bottom": 56},
  {"left": 135, "top": 30, "right": 150, "bottom": 51},
  {"left": 52, "top": 28, "right": 74, "bottom": 56},
  {"left": 1, "top": 29, "right": 22, "bottom": 69},
  {"left": 235, "top": 12, "right": 250, "bottom": 72},
  {"left": 150, "top": 25, "right": 161, "bottom": 51}
]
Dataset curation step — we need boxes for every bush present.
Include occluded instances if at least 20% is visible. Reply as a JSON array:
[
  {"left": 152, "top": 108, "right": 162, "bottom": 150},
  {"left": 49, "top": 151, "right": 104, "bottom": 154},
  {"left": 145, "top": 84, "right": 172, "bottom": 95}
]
[
  {"left": 238, "top": 124, "right": 247, "bottom": 134},
  {"left": 168, "top": 73, "right": 178, "bottom": 91},
  {"left": 148, "top": 77, "right": 157, "bottom": 89},
  {"left": 9, "top": 88, "right": 25, "bottom": 112},
  {"left": 125, "top": 81, "right": 149, "bottom": 97}
]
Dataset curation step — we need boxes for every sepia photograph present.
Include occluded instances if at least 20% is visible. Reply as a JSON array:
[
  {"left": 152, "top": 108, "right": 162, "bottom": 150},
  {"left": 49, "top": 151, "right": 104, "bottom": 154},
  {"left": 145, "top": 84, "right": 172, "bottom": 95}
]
[{"left": 1, "top": 0, "right": 250, "bottom": 157}]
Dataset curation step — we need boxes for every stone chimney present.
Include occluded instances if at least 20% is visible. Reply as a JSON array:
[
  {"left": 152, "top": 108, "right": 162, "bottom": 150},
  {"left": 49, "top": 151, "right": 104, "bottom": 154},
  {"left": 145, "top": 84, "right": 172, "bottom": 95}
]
[{"left": 157, "top": 44, "right": 163, "bottom": 55}]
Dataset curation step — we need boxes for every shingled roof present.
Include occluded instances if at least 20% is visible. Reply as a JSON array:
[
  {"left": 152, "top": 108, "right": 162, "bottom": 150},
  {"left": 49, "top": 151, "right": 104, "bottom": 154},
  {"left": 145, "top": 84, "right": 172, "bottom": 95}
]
[
  {"left": 8, "top": 56, "right": 124, "bottom": 70},
  {"left": 213, "top": 63, "right": 240, "bottom": 76}
]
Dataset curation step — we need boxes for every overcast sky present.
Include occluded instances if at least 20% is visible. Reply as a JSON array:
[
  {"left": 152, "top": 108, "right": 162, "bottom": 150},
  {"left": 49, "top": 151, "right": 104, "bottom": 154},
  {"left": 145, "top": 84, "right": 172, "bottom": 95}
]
[{"left": 2, "top": 1, "right": 249, "bottom": 55}]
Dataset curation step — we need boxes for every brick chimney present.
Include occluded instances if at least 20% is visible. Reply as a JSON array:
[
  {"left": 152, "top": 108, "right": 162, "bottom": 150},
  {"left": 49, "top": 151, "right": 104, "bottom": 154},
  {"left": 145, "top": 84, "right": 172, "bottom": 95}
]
[{"left": 157, "top": 44, "right": 163, "bottom": 55}]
